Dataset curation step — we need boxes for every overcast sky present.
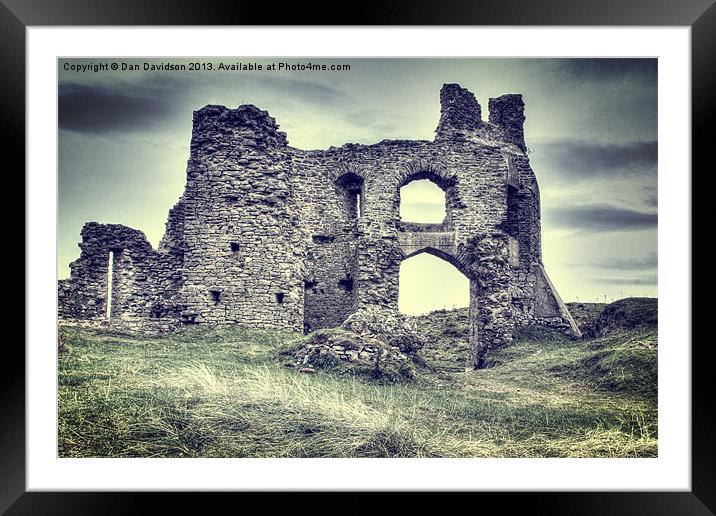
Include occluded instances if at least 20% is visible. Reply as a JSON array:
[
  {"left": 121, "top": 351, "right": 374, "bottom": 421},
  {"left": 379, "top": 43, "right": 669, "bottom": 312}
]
[{"left": 58, "top": 58, "right": 657, "bottom": 314}]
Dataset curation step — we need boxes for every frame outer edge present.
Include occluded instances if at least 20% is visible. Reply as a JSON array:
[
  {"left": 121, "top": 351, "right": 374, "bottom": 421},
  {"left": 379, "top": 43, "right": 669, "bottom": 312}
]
[
  {"left": 0, "top": 1, "right": 27, "bottom": 515},
  {"left": 0, "top": 0, "right": 715, "bottom": 25},
  {"left": 691, "top": 0, "right": 716, "bottom": 514},
  {"left": 4, "top": 0, "right": 711, "bottom": 511}
]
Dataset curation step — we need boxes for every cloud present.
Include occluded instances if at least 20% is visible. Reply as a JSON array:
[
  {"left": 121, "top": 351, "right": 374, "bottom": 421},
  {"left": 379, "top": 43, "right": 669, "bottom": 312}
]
[
  {"left": 343, "top": 109, "right": 402, "bottom": 134},
  {"left": 260, "top": 76, "right": 344, "bottom": 105},
  {"left": 554, "top": 59, "right": 657, "bottom": 83},
  {"left": 59, "top": 83, "right": 176, "bottom": 133},
  {"left": 592, "top": 274, "right": 658, "bottom": 286},
  {"left": 544, "top": 203, "right": 657, "bottom": 232},
  {"left": 587, "top": 254, "right": 658, "bottom": 270},
  {"left": 534, "top": 140, "right": 657, "bottom": 180}
]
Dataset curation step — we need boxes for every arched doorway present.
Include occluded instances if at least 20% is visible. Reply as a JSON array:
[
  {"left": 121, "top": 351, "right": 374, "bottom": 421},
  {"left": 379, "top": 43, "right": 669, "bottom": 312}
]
[
  {"left": 398, "top": 251, "right": 469, "bottom": 314},
  {"left": 399, "top": 248, "right": 474, "bottom": 369}
]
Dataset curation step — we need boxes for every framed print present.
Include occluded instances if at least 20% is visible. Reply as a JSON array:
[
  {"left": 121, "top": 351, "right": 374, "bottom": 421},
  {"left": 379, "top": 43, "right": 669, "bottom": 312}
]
[{"left": 6, "top": 0, "right": 711, "bottom": 512}]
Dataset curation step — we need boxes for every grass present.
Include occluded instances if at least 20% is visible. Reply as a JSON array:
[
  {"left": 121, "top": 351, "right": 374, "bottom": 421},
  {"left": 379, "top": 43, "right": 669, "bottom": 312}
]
[{"left": 58, "top": 305, "right": 657, "bottom": 458}]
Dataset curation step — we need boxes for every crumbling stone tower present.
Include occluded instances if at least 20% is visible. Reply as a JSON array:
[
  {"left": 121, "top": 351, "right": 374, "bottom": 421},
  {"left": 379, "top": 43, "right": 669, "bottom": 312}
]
[{"left": 58, "top": 83, "right": 580, "bottom": 368}]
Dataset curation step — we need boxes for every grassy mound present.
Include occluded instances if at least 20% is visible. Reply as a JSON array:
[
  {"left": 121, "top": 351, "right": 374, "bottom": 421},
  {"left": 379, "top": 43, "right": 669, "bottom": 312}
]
[{"left": 588, "top": 297, "right": 658, "bottom": 336}]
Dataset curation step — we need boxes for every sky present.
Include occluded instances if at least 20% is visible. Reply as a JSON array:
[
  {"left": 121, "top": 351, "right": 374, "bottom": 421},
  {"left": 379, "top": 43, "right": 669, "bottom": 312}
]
[{"left": 58, "top": 58, "right": 658, "bottom": 314}]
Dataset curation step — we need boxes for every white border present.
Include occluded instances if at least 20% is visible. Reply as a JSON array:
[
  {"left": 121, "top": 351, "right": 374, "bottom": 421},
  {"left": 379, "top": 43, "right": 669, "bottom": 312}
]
[{"left": 27, "top": 27, "right": 691, "bottom": 491}]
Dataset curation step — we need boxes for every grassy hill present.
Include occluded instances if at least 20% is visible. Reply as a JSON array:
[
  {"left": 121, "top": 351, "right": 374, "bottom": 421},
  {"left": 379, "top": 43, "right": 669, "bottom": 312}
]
[{"left": 58, "top": 298, "right": 657, "bottom": 458}]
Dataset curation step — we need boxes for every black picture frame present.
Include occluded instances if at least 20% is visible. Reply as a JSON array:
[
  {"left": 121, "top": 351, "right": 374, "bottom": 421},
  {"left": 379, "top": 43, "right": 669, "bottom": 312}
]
[{"left": 6, "top": 0, "right": 709, "bottom": 512}]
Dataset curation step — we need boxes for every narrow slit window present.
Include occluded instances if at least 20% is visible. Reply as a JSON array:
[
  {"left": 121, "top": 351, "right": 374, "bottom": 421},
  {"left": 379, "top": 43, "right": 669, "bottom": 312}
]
[
  {"left": 275, "top": 293, "right": 285, "bottom": 304},
  {"left": 334, "top": 173, "right": 364, "bottom": 221},
  {"left": 353, "top": 189, "right": 362, "bottom": 218},
  {"left": 210, "top": 290, "right": 221, "bottom": 305}
]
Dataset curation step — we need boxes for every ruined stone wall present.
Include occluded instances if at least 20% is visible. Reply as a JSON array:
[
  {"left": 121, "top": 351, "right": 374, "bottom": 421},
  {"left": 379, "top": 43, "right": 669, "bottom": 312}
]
[
  {"left": 290, "top": 157, "right": 361, "bottom": 333},
  {"left": 58, "top": 222, "right": 183, "bottom": 332},
  {"left": 175, "top": 105, "right": 305, "bottom": 332},
  {"left": 58, "top": 82, "right": 580, "bottom": 366}
]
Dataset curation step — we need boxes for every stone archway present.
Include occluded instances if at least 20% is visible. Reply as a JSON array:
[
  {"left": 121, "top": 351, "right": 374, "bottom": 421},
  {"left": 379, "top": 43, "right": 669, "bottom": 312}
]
[
  {"left": 397, "top": 232, "right": 515, "bottom": 369},
  {"left": 399, "top": 250, "right": 470, "bottom": 314}
]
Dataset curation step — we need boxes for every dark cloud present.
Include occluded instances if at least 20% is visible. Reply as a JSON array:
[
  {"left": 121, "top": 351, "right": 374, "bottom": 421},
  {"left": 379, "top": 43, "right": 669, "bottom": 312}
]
[
  {"left": 544, "top": 203, "right": 657, "bottom": 232},
  {"left": 555, "top": 59, "right": 657, "bottom": 82},
  {"left": 644, "top": 192, "right": 658, "bottom": 207},
  {"left": 59, "top": 70, "right": 346, "bottom": 135},
  {"left": 534, "top": 140, "right": 657, "bottom": 180},
  {"left": 59, "top": 84, "right": 176, "bottom": 133},
  {"left": 588, "top": 254, "right": 658, "bottom": 270}
]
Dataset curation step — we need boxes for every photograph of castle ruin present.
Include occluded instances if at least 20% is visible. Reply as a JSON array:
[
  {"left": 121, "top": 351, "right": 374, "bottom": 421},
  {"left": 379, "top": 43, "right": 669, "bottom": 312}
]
[{"left": 58, "top": 58, "right": 658, "bottom": 459}]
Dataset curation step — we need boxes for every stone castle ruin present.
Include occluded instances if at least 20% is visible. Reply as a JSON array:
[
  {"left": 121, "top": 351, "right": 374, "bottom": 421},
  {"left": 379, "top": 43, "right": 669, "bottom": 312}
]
[{"left": 58, "top": 83, "right": 580, "bottom": 368}]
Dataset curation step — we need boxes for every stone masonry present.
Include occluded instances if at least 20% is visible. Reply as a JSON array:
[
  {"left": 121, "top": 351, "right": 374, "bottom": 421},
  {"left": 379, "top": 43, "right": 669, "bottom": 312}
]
[{"left": 58, "top": 83, "right": 580, "bottom": 368}]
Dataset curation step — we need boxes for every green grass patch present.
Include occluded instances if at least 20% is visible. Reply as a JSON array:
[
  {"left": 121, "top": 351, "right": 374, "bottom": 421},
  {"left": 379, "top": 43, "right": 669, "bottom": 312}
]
[{"left": 58, "top": 311, "right": 657, "bottom": 458}]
